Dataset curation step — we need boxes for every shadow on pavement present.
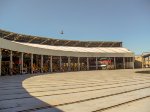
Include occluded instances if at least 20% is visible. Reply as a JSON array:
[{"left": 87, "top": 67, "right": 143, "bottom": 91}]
[{"left": 0, "top": 74, "right": 63, "bottom": 112}]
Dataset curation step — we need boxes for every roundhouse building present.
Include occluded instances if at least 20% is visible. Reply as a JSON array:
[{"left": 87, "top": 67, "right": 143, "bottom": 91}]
[{"left": 0, "top": 29, "right": 134, "bottom": 76}]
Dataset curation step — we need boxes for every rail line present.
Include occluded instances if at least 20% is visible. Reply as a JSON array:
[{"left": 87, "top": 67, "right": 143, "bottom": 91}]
[{"left": 6, "top": 85, "right": 149, "bottom": 112}]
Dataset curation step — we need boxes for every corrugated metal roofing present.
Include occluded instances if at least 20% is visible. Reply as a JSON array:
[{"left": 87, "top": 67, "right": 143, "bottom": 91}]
[{"left": 17, "top": 42, "right": 132, "bottom": 53}]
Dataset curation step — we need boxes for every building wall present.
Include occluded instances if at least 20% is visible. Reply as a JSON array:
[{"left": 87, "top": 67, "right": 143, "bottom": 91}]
[
  {"left": 134, "top": 56, "right": 142, "bottom": 68},
  {"left": 142, "top": 55, "right": 150, "bottom": 68}
]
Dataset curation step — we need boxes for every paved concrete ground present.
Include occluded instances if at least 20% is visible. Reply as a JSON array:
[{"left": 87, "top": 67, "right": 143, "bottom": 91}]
[{"left": 0, "top": 69, "right": 150, "bottom": 112}]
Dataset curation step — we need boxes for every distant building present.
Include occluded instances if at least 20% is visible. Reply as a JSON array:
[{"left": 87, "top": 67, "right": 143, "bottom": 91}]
[
  {"left": 134, "top": 55, "right": 142, "bottom": 68},
  {"left": 142, "top": 52, "right": 150, "bottom": 68}
]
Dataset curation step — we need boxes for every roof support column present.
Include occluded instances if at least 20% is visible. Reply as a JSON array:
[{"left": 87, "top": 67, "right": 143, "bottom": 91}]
[
  {"left": 144, "top": 57, "right": 145, "bottom": 68},
  {"left": 41, "top": 55, "right": 43, "bottom": 73},
  {"left": 0, "top": 49, "right": 2, "bottom": 76},
  {"left": 31, "top": 54, "right": 33, "bottom": 74},
  {"left": 50, "top": 56, "right": 53, "bottom": 72},
  {"left": 129, "top": 57, "right": 131, "bottom": 69},
  {"left": 10, "top": 51, "right": 13, "bottom": 75},
  {"left": 48, "top": 56, "right": 50, "bottom": 72},
  {"left": 21, "top": 52, "right": 24, "bottom": 74},
  {"left": 60, "top": 56, "right": 62, "bottom": 72},
  {"left": 114, "top": 57, "right": 116, "bottom": 69},
  {"left": 148, "top": 56, "right": 150, "bottom": 68},
  {"left": 132, "top": 57, "right": 135, "bottom": 69},
  {"left": 142, "top": 57, "right": 144, "bottom": 68},
  {"left": 123, "top": 57, "right": 125, "bottom": 69},
  {"left": 96, "top": 57, "right": 98, "bottom": 70},
  {"left": 126, "top": 57, "right": 128, "bottom": 69},
  {"left": 68, "top": 57, "right": 71, "bottom": 71},
  {"left": 87, "top": 57, "right": 89, "bottom": 70},
  {"left": 78, "top": 57, "right": 80, "bottom": 71}
]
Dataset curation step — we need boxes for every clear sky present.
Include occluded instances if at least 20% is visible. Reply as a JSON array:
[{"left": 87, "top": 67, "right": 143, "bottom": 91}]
[{"left": 0, "top": 0, "right": 150, "bottom": 54}]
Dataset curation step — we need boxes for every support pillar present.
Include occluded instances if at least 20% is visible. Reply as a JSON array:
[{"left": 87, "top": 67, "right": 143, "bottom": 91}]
[
  {"left": 132, "top": 57, "right": 135, "bottom": 69},
  {"left": 0, "top": 49, "right": 2, "bottom": 76},
  {"left": 60, "top": 56, "right": 62, "bottom": 71},
  {"left": 78, "top": 57, "right": 80, "bottom": 71},
  {"left": 21, "top": 52, "right": 24, "bottom": 74},
  {"left": 114, "top": 57, "right": 116, "bottom": 69},
  {"left": 48, "top": 56, "right": 50, "bottom": 72},
  {"left": 126, "top": 57, "right": 128, "bottom": 69},
  {"left": 148, "top": 57, "right": 150, "bottom": 68},
  {"left": 87, "top": 57, "right": 89, "bottom": 70},
  {"left": 41, "top": 55, "right": 43, "bottom": 73},
  {"left": 10, "top": 51, "right": 13, "bottom": 75},
  {"left": 31, "top": 54, "right": 33, "bottom": 74},
  {"left": 96, "top": 57, "right": 98, "bottom": 70},
  {"left": 142, "top": 57, "right": 144, "bottom": 68},
  {"left": 123, "top": 57, "right": 125, "bottom": 69},
  {"left": 68, "top": 57, "right": 71, "bottom": 71},
  {"left": 50, "top": 56, "right": 53, "bottom": 72},
  {"left": 129, "top": 57, "right": 132, "bottom": 69},
  {"left": 144, "top": 57, "right": 145, "bottom": 68}
]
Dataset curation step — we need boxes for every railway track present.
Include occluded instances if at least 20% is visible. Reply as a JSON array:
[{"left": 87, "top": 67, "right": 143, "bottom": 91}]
[
  {"left": 93, "top": 96, "right": 150, "bottom": 112},
  {"left": 17, "top": 86, "right": 150, "bottom": 112},
  {"left": 0, "top": 70, "right": 150, "bottom": 112}
]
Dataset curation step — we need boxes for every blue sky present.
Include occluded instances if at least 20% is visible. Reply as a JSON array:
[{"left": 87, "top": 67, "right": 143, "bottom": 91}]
[{"left": 0, "top": 0, "right": 150, "bottom": 54}]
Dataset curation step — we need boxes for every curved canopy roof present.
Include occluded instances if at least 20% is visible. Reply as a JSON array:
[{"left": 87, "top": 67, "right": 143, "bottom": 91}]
[
  {"left": 0, "top": 38, "right": 134, "bottom": 57},
  {"left": 0, "top": 29, "right": 122, "bottom": 47},
  {"left": 20, "top": 42, "right": 131, "bottom": 53}
]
